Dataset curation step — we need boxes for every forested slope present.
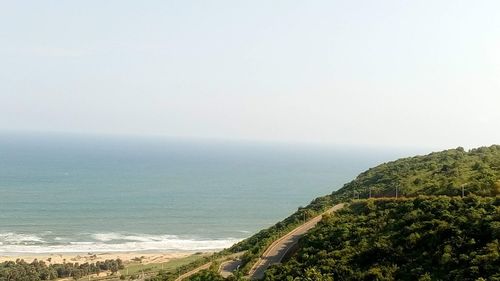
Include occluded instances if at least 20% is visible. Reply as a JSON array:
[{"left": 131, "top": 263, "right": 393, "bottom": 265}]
[
  {"left": 333, "top": 145, "right": 500, "bottom": 200},
  {"left": 264, "top": 196, "right": 500, "bottom": 281}
]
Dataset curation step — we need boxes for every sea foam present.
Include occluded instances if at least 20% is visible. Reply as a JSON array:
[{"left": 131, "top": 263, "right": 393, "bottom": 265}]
[
  {"left": 0, "top": 232, "right": 240, "bottom": 254},
  {"left": 0, "top": 233, "right": 45, "bottom": 244}
]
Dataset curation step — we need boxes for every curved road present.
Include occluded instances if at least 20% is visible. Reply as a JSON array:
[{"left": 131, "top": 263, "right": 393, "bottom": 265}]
[
  {"left": 219, "top": 258, "right": 243, "bottom": 278},
  {"left": 247, "top": 203, "right": 345, "bottom": 280}
]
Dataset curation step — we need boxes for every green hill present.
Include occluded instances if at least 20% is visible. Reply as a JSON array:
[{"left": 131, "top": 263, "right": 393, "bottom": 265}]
[
  {"left": 261, "top": 145, "right": 500, "bottom": 281},
  {"left": 333, "top": 145, "right": 500, "bottom": 200},
  {"left": 264, "top": 196, "right": 500, "bottom": 281}
]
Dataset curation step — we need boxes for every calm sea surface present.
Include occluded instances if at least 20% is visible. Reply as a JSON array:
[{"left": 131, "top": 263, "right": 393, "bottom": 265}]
[{"left": 0, "top": 133, "right": 411, "bottom": 254}]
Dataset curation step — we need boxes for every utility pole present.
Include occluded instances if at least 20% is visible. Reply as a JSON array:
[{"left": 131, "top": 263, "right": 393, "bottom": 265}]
[
  {"left": 353, "top": 191, "right": 359, "bottom": 200},
  {"left": 395, "top": 186, "right": 398, "bottom": 199}
]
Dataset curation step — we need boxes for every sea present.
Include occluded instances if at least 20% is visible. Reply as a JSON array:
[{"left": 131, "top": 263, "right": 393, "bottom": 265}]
[{"left": 0, "top": 132, "right": 414, "bottom": 255}]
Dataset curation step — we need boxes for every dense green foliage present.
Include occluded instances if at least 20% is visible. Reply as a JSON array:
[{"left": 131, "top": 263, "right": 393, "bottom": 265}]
[
  {"left": 334, "top": 145, "right": 500, "bottom": 200},
  {"left": 264, "top": 196, "right": 500, "bottom": 281},
  {"left": 185, "top": 269, "right": 225, "bottom": 281},
  {"left": 245, "top": 145, "right": 500, "bottom": 277},
  {"left": 0, "top": 259, "right": 124, "bottom": 281}
]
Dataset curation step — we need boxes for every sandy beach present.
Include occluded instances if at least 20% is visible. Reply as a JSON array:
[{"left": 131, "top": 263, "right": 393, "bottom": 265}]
[{"left": 0, "top": 252, "right": 195, "bottom": 265}]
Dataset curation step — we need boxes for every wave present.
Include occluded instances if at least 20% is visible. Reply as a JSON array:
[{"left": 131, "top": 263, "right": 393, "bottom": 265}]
[
  {"left": 0, "top": 233, "right": 45, "bottom": 244},
  {"left": 91, "top": 233, "right": 178, "bottom": 243},
  {"left": 0, "top": 232, "right": 241, "bottom": 254}
]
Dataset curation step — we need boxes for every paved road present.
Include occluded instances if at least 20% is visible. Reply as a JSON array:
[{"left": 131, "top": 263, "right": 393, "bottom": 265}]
[
  {"left": 219, "top": 259, "right": 243, "bottom": 278},
  {"left": 218, "top": 252, "right": 245, "bottom": 278},
  {"left": 247, "top": 203, "right": 345, "bottom": 280}
]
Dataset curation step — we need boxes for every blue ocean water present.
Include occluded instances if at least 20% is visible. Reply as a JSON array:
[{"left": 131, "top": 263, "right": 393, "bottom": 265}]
[{"left": 0, "top": 133, "right": 409, "bottom": 254}]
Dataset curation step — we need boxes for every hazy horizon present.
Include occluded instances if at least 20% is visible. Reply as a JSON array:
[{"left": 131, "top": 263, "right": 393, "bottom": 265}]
[{"left": 0, "top": 129, "right": 470, "bottom": 153}]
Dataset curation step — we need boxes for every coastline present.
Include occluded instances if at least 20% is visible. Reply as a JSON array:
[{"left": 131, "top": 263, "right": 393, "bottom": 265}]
[{"left": 0, "top": 251, "right": 199, "bottom": 265}]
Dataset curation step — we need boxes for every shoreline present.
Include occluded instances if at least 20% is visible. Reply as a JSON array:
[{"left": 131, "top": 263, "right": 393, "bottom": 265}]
[{"left": 0, "top": 251, "right": 202, "bottom": 265}]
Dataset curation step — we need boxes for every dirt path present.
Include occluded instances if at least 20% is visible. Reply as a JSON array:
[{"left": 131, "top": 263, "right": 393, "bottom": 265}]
[
  {"left": 247, "top": 203, "right": 345, "bottom": 280},
  {"left": 174, "top": 262, "right": 212, "bottom": 281},
  {"left": 175, "top": 252, "right": 244, "bottom": 281}
]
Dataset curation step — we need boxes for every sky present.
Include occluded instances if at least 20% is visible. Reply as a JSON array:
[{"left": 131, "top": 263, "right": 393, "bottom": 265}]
[{"left": 1, "top": 1, "right": 499, "bottom": 149}]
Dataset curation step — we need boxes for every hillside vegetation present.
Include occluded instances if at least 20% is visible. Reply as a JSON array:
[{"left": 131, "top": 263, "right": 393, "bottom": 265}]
[
  {"left": 333, "top": 145, "right": 500, "bottom": 200},
  {"left": 264, "top": 196, "right": 500, "bottom": 281}
]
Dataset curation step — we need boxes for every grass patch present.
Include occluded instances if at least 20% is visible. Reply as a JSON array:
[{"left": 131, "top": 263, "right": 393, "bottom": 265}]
[{"left": 119, "top": 253, "right": 207, "bottom": 277}]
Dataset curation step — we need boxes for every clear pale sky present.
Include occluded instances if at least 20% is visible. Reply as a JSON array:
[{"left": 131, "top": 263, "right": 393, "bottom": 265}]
[{"left": 1, "top": 1, "right": 499, "bottom": 149}]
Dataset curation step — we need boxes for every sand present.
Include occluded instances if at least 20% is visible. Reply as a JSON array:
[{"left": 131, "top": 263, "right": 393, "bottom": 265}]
[{"left": 0, "top": 252, "right": 194, "bottom": 265}]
